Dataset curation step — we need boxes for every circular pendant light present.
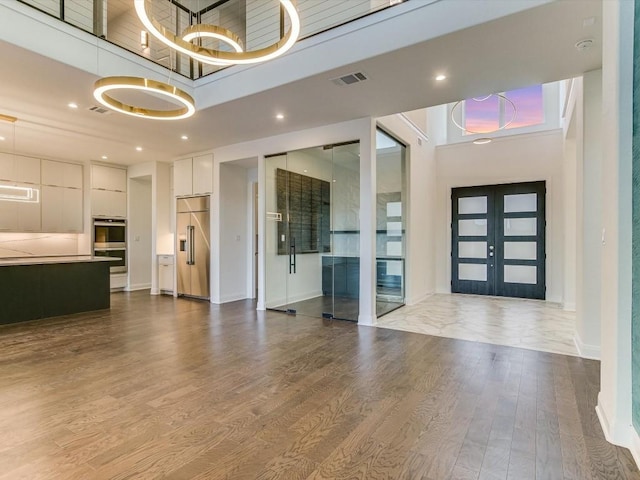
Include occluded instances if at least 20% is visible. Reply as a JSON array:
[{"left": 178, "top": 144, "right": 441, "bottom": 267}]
[
  {"left": 134, "top": 0, "right": 301, "bottom": 66},
  {"left": 93, "top": 76, "right": 195, "bottom": 120},
  {"left": 451, "top": 93, "right": 517, "bottom": 134}
]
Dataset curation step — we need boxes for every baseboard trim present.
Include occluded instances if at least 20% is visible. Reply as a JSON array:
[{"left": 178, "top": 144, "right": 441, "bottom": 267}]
[
  {"left": 573, "top": 333, "right": 601, "bottom": 360},
  {"left": 125, "top": 283, "right": 151, "bottom": 292},
  {"left": 631, "top": 427, "right": 640, "bottom": 471},
  {"left": 406, "top": 291, "right": 432, "bottom": 305},
  {"left": 563, "top": 301, "right": 576, "bottom": 312},
  {"left": 150, "top": 287, "right": 160, "bottom": 295},
  {"left": 219, "top": 293, "right": 249, "bottom": 304},
  {"left": 596, "top": 394, "right": 633, "bottom": 448},
  {"left": 358, "top": 314, "right": 375, "bottom": 326}
]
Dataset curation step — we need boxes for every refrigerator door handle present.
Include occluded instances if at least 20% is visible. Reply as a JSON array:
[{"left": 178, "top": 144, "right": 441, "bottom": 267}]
[{"left": 188, "top": 225, "right": 196, "bottom": 265}]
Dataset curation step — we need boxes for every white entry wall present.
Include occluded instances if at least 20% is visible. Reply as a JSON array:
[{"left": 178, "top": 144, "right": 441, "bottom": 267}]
[{"left": 435, "top": 129, "right": 568, "bottom": 305}]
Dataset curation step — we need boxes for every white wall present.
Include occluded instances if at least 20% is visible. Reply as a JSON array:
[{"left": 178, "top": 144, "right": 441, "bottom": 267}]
[
  {"left": 435, "top": 129, "right": 566, "bottom": 304},
  {"left": 218, "top": 162, "right": 250, "bottom": 303},
  {"left": 575, "top": 69, "right": 603, "bottom": 359},
  {"left": 127, "top": 176, "right": 152, "bottom": 290},
  {"left": 597, "top": 0, "right": 635, "bottom": 456}
]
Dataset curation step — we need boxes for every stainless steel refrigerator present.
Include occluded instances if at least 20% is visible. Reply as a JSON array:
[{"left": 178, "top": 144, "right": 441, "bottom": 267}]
[{"left": 176, "top": 196, "right": 210, "bottom": 299}]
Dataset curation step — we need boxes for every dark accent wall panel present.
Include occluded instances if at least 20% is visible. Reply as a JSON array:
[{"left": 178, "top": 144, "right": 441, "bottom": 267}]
[{"left": 276, "top": 168, "right": 330, "bottom": 255}]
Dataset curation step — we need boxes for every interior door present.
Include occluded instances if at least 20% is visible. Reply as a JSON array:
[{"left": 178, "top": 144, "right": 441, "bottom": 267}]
[
  {"left": 451, "top": 181, "right": 545, "bottom": 299},
  {"left": 190, "top": 210, "right": 210, "bottom": 298}
]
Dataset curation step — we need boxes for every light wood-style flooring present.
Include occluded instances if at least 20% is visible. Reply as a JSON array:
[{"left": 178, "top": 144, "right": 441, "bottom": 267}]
[{"left": 0, "top": 291, "right": 637, "bottom": 479}]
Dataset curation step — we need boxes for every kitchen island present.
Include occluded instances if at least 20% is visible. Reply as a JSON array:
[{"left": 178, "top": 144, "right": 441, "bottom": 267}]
[{"left": 0, "top": 256, "right": 114, "bottom": 325}]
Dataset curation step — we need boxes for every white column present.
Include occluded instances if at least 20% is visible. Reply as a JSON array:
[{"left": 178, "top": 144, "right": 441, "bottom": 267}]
[
  {"left": 358, "top": 119, "right": 377, "bottom": 326},
  {"left": 257, "top": 154, "right": 266, "bottom": 311},
  {"left": 596, "top": 0, "right": 634, "bottom": 450}
]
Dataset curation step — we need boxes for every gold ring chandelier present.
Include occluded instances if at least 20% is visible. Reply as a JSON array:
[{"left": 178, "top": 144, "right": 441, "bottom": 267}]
[
  {"left": 134, "top": 0, "right": 301, "bottom": 66},
  {"left": 93, "top": 77, "right": 196, "bottom": 121}
]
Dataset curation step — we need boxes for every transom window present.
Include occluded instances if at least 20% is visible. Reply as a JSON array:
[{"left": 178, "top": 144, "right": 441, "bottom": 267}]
[{"left": 463, "top": 85, "right": 544, "bottom": 134}]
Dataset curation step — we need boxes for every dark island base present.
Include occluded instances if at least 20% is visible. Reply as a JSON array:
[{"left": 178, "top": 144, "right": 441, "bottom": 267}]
[{"left": 0, "top": 261, "right": 110, "bottom": 325}]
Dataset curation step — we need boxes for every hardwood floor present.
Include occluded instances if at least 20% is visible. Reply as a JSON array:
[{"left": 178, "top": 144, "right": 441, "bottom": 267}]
[{"left": 0, "top": 291, "right": 637, "bottom": 479}]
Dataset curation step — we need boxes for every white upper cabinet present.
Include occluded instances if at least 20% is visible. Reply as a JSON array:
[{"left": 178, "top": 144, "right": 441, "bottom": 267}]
[
  {"left": 41, "top": 186, "right": 83, "bottom": 233},
  {"left": 0, "top": 153, "right": 41, "bottom": 184},
  {"left": 92, "top": 164, "right": 127, "bottom": 192},
  {"left": 174, "top": 154, "right": 212, "bottom": 197},
  {"left": 173, "top": 158, "right": 193, "bottom": 197},
  {"left": 42, "top": 160, "right": 83, "bottom": 189}
]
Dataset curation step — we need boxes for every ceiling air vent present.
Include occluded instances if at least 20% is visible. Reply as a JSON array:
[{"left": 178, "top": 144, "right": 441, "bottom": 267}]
[
  {"left": 331, "top": 71, "right": 369, "bottom": 86},
  {"left": 88, "top": 105, "right": 112, "bottom": 115}
]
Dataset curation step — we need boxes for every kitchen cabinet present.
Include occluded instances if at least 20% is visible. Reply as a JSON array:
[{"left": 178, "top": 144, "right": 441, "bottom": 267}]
[
  {"left": 0, "top": 182, "right": 41, "bottom": 232},
  {"left": 158, "top": 254, "right": 174, "bottom": 293},
  {"left": 91, "top": 164, "right": 127, "bottom": 218},
  {"left": 0, "top": 153, "right": 40, "bottom": 184},
  {"left": 92, "top": 164, "right": 127, "bottom": 192},
  {"left": 41, "top": 160, "right": 83, "bottom": 189},
  {"left": 173, "top": 154, "right": 212, "bottom": 197},
  {"left": 92, "top": 189, "right": 126, "bottom": 218},
  {"left": 41, "top": 186, "right": 83, "bottom": 232}
]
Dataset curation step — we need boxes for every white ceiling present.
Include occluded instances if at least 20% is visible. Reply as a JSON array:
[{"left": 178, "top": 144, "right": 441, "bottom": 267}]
[{"left": 0, "top": 0, "right": 602, "bottom": 166}]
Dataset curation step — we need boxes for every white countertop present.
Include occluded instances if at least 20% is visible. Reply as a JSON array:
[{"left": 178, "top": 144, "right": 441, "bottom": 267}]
[{"left": 0, "top": 256, "right": 118, "bottom": 266}]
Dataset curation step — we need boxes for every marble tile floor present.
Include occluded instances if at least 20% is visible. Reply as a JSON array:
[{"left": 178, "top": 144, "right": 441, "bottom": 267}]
[{"left": 376, "top": 293, "right": 579, "bottom": 356}]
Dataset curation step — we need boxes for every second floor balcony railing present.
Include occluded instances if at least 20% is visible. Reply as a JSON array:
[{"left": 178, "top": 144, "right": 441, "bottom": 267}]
[{"left": 18, "top": 0, "right": 404, "bottom": 80}]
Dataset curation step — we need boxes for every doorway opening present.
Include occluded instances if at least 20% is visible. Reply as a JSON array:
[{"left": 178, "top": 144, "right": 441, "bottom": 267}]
[{"left": 451, "top": 181, "right": 546, "bottom": 299}]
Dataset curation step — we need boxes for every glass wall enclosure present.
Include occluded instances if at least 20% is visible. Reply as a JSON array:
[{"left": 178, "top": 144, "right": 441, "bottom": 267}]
[
  {"left": 265, "top": 142, "right": 360, "bottom": 321},
  {"left": 18, "top": 0, "right": 399, "bottom": 80},
  {"left": 375, "top": 129, "right": 406, "bottom": 316}
]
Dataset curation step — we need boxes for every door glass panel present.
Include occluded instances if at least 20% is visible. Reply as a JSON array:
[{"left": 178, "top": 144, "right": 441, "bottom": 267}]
[
  {"left": 376, "top": 129, "right": 406, "bottom": 313},
  {"left": 458, "top": 241, "right": 487, "bottom": 258},
  {"left": 265, "top": 154, "right": 289, "bottom": 310},
  {"left": 459, "top": 219, "right": 487, "bottom": 236},
  {"left": 504, "top": 265, "right": 537, "bottom": 284},
  {"left": 332, "top": 142, "right": 361, "bottom": 321},
  {"left": 504, "top": 193, "right": 537, "bottom": 213},
  {"left": 504, "top": 241, "right": 537, "bottom": 260},
  {"left": 504, "top": 218, "right": 536, "bottom": 236},
  {"left": 386, "top": 221, "right": 402, "bottom": 236},
  {"left": 458, "top": 196, "right": 487, "bottom": 214},
  {"left": 459, "top": 263, "right": 487, "bottom": 281}
]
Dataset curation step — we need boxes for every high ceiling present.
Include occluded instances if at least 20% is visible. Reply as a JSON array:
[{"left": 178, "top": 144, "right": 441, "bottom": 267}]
[{"left": 0, "top": 0, "right": 602, "bottom": 166}]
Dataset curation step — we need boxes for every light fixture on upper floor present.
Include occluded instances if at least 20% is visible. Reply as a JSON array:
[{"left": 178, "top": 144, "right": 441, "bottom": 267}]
[
  {"left": 134, "top": 0, "right": 301, "bottom": 66},
  {"left": 473, "top": 138, "right": 492, "bottom": 145},
  {"left": 140, "top": 30, "right": 149, "bottom": 49},
  {"left": 451, "top": 93, "right": 517, "bottom": 134},
  {"left": 93, "top": 76, "right": 195, "bottom": 121}
]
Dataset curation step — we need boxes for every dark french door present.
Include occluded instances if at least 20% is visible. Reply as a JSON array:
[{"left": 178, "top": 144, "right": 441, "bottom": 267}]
[{"left": 451, "top": 181, "right": 546, "bottom": 299}]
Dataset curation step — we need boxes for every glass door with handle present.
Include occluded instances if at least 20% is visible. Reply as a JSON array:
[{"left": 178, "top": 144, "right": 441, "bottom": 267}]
[{"left": 264, "top": 142, "right": 360, "bottom": 321}]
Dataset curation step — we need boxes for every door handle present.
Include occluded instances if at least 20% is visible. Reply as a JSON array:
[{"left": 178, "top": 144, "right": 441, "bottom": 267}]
[
  {"left": 289, "top": 238, "right": 296, "bottom": 274},
  {"left": 188, "top": 225, "right": 195, "bottom": 265}
]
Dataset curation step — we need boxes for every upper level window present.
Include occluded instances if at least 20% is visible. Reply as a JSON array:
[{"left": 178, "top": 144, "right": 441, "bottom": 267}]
[{"left": 463, "top": 85, "right": 544, "bottom": 134}]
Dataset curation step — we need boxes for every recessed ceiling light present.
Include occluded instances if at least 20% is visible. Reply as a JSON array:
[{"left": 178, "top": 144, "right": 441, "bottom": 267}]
[
  {"left": 473, "top": 138, "right": 492, "bottom": 145},
  {"left": 0, "top": 136, "right": 4, "bottom": 142},
  {"left": 276, "top": 113, "right": 284, "bottom": 120},
  {"left": 68, "top": 102, "right": 78, "bottom": 109},
  {"left": 136, "top": 146, "right": 143, "bottom": 151},
  {"left": 435, "top": 74, "right": 447, "bottom": 81},
  {"left": 181, "top": 135, "right": 189, "bottom": 140},
  {"left": 101, "top": 155, "right": 108, "bottom": 160}
]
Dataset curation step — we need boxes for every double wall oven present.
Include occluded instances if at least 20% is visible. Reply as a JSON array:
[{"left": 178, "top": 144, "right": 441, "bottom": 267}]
[{"left": 93, "top": 218, "right": 126, "bottom": 273}]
